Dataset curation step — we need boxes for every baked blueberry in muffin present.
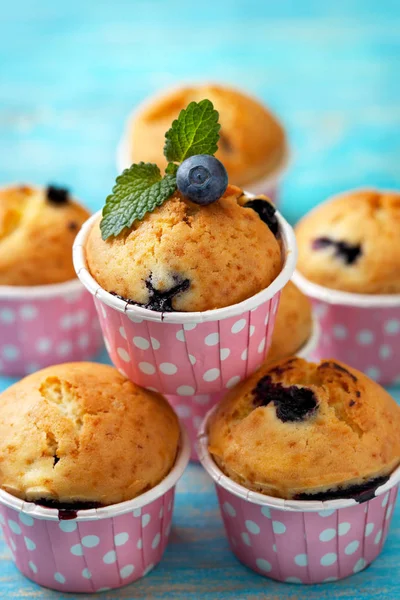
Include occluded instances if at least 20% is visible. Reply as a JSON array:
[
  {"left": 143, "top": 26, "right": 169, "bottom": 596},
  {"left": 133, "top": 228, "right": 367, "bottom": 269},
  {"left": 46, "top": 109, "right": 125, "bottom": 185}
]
[
  {"left": 0, "top": 184, "right": 90, "bottom": 285},
  {"left": 87, "top": 185, "right": 282, "bottom": 312},
  {"left": 208, "top": 357, "right": 400, "bottom": 500},
  {"left": 296, "top": 189, "right": 400, "bottom": 294}
]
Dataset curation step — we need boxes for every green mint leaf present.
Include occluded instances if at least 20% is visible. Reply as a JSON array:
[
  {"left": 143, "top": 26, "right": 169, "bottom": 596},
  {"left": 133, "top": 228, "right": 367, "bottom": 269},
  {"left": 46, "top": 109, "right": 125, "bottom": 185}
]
[
  {"left": 165, "top": 162, "right": 178, "bottom": 176},
  {"left": 164, "top": 99, "right": 220, "bottom": 163},
  {"left": 100, "top": 163, "right": 176, "bottom": 240}
]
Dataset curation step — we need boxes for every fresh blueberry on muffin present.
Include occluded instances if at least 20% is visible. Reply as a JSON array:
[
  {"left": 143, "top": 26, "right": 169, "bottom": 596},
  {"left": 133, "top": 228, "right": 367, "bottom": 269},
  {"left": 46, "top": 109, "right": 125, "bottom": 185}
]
[
  {"left": 86, "top": 99, "right": 283, "bottom": 312},
  {"left": 296, "top": 189, "right": 400, "bottom": 294},
  {"left": 125, "top": 83, "right": 287, "bottom": 188},
  {"left": 208, "top": 357, "right": 400, "bottom": 500}
]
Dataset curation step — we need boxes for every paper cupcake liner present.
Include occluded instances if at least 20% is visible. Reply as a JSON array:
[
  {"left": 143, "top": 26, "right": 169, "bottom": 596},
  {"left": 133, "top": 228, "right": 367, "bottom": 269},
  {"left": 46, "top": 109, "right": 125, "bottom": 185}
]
[
  {"left": 73, "top": 206, "right": 297, "bottom": 395},
  {"left": 0, "top": 280, "right": 103, "bottom": 377},
  {"left": 0, "top": 426, "right": 190, "bottom": 593},
  {"left": 116, "top": 99, "right": 290, "bottom": 209},
  {"left": 166, "top": 318, "right": 320, "bottom": 463},
  {"left": 197, "top": 407, "right": 400, "bottom": 584},
  {"left": 292, "top": 270, "right": 400, "bottom": 385}
]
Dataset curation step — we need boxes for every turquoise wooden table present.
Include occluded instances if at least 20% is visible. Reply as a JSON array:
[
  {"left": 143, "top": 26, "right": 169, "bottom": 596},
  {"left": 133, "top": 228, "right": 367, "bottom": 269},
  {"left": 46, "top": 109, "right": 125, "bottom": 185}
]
[{"left": 1, "top": 1, "right": 400, "bottom": 598}]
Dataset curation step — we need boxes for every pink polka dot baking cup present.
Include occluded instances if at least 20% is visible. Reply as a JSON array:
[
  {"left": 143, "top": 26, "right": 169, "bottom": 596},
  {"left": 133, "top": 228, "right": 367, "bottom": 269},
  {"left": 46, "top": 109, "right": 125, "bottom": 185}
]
[
  {"left": 293, "top": 270, "right": 400, "bottom": 385},
  {"left": 0, "top": 280, "right": 103, "bottom": 377},
  {"left": 0, "top": 426, "right": 190, "bottom": 593},
  {"left": 73, "top": 207, "right": 297, "bottom": 395},
  {"left": 197, "top": 409, "right": 400, "bottom": 585},
  {"left": 165, "top": 319, "right": 319, "bottom": 463},
  {"left": 116, "top": 103, "right": 290, "bottom": 209}
]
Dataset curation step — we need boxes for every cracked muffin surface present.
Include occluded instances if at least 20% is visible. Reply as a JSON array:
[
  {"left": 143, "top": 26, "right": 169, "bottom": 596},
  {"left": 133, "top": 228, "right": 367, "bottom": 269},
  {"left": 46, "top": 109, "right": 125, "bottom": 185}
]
[
  {"left": 127, "top": 84, "right": 286, "bottom": 187},
  {"left": 86, "top": 186, "right": 282, "bottom": 312},
  {"left": 0, "top": 363, "right": 180, "bottom": 506},
  {"left": 208, "top": 358, "right": 400, "bottom": 500},
  {"left": 0, "top": 184, "right": 90, "bottom": 286},
  {"left": 295, "top": 189, "right": 400, "bottom": 294}
]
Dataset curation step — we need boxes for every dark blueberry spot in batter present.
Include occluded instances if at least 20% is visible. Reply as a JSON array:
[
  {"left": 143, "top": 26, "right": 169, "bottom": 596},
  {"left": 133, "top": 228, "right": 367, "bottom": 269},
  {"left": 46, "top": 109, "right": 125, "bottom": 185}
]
[
  {"left": 245, "top": 199, "right": 279, "bottom": 237},
  {"left": 319, "top": 361, "right": 358, "bottom": 382},
  {"left": 349, "top": 400, "right": 356, "bottom": 407},
  {"left": 252, "top": 376, "right": 318, "bottom": 422},
  {"left": 312, "top": 237, "right": 362, "bottom": 265},
  {"left": 110, "top": 274, "right": 191, "bottom": 313},
  {"left": 68, "top": 221, "right": 78, "bottom": 231},
  {"left": 35, "top": 499, "right": 103, "bottom": 520},
  {"left": 356, "top": 391, "right": 361, "bottom": 398},
  {"left": 46, "top": 185, "right": 70, "bottom": 205},
  {"left": 294, "top": 475, "right": 390, "bottom": 503}
]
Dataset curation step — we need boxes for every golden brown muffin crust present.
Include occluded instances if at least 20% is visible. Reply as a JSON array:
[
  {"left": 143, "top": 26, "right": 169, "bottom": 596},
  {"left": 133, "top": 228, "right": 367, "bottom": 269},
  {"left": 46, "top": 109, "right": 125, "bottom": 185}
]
[
  {"left": 267, "top": 281, "right": 313, "bottom": 362},
  {"left": 0, "top": 363, "right": 180, "bottom": 505},
  {"left": 86, "top": 186, "right": 282, "bottom": 312},
  {"left": 208, "top": 358, "right": 400, "bottom": 499},
  {"left": 296, "top": 189, "right": 400, "bottom": 294},
  {"left": 128, "top": 84, "right": 286, "bottom": 187},
  {"left": 0, "top": 185, "right": 90, "bottom": 286}
]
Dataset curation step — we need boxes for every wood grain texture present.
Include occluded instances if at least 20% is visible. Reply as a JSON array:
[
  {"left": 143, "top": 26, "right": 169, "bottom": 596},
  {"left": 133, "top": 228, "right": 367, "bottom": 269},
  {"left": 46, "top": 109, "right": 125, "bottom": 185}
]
[{"left": 1, "top": 0, "right": 400, "bottom": 597}]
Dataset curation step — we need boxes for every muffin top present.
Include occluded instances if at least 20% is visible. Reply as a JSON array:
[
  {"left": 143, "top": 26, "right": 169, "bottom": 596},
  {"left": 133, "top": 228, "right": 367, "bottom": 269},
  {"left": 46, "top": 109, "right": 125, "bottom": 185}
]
[
  {"left": 127, "top": 84, "right": 286, "bottom": 187},
  {"left": 296, "top": 189, "right": 400, "bottom": 294},
  {"left": 87, "top": 187, "right": 282, "bottom": 312},
  {"left": 208, "top": 357, "right": 400, "bottom": 500},
  {"left": 0, "top": 363, "right": 180, "bottom": 507},
  {"left": 267, "top": 281, "right": 312, "bottom": 363},
  {"left": 0, "top": 184, "right": 90, "bottom": 286}
]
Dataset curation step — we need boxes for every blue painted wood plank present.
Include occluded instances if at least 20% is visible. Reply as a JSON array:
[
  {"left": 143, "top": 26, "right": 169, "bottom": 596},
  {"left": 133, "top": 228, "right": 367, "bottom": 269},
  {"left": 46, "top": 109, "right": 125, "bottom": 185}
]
[{"left": 1, "top": 1, "right": 400, "bottom": 597}]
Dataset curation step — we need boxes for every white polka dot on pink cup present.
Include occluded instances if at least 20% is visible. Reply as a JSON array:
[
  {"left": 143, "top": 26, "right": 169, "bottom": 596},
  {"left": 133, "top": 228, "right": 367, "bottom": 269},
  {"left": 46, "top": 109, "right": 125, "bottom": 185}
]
[
  {"left": 293, "top": 270, "right": 400, "bottom": 385},
  {"left": 0, "top": 280, "right": 103, "bottom": 377},
  {"left": 0, "top": 425, "right": 190, "bottom": 593},
  {"left": 73, "top": 204, "right": 297, "bottom": 396},
  {"left": 197, "top": 407, "right": 400, "bottom": 585}
]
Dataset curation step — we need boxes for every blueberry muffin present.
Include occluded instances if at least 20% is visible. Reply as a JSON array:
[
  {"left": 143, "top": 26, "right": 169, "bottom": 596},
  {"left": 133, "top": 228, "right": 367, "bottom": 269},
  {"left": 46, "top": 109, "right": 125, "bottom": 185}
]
[
  {"left": 86, "top": 187, "right": 282, "bottom": 312},
  {"left": 0, "top": 184, "right": 90, "bottom": 286},
  {"left": 267, "top": 281, "right": 312, "bottom": 362},
  {"left": 0, "top": 363, "right": 180, "bottom": 507},
  {"left": 296, "top": 189, "right": 400, "bottom": 294},
  {"left": 208, "top": 357, "right": 400, "bottom": 500},
  {"left": 126, "top": 84, "right": 286, "bottom": 187}
]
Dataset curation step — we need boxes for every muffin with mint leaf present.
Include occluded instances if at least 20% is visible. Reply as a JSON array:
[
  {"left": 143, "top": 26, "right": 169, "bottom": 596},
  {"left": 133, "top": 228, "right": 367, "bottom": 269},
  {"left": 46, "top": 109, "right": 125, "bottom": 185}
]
[
  {"left": 74, "top": 99, "right": 296, "bottom": 396},
  {"left": 87, "top": 101, "right": 282, "bottom": 312}
]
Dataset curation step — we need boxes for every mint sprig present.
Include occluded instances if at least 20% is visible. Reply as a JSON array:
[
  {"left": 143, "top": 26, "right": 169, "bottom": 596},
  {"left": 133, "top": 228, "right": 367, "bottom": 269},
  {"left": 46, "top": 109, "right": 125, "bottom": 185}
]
[
  {"left": 100, "top": 99, "right": 221, "bottom": 239},
  {"left": 100, "top": 163, "right": 176, "bottom": 240},
  {"left": 164, "top": 99, "right": 220, "bottom": 163}
]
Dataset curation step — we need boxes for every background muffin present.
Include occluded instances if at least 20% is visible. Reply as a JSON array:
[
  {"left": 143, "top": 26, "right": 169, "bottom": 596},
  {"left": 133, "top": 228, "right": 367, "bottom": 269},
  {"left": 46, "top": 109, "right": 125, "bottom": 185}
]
[
  {"left": 0, "top": 362, "right": 180, "bottom": 506},
  {"left": 208, "top": 357, "right": 400, "bottom": 500},
  {"left": 0, "top": 184, "right": 90, "bottom": 286},
  {"left": 86, "top": 186, "right": 282, "bottom": 312},
  {"left": 295, "top": 189, "right": 400, "bottom": 294},
  {"left": 267, "top": 281, "right": 312, "bottom": 362},
  {"left": 126, "top": 84, "right": 286, "bottom": 188}
]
